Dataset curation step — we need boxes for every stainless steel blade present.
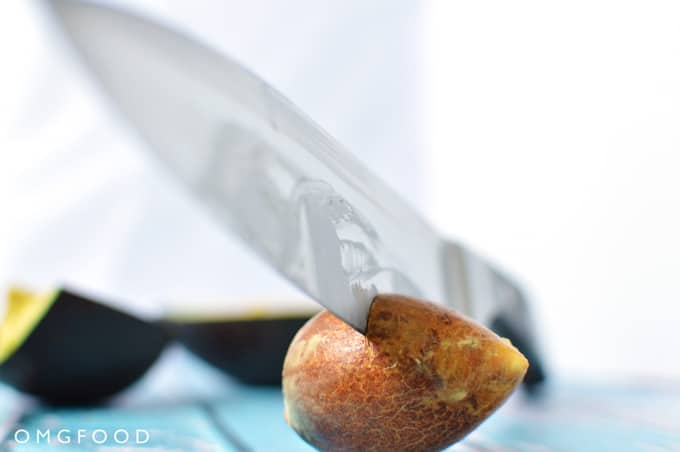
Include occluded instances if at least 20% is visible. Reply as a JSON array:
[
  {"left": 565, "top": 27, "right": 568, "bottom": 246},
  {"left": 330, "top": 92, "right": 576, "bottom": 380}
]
[{"left": 48, "top": 0, "right": 539, "bottom": 351}]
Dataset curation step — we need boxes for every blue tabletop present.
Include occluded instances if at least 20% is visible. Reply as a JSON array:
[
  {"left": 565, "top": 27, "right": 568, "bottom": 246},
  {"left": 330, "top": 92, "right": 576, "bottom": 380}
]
[{"left": 1, "top": 347, "right": 679, "bottom": 451}]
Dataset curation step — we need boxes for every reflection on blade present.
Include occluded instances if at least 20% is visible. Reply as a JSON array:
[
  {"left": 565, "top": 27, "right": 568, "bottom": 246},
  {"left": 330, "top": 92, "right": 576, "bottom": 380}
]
[
  {"left": 190, "top": 118, "right": 424, "bottom": 331},
  {"left": 51, "top": 0, "right": 443, "bottom": 332}
]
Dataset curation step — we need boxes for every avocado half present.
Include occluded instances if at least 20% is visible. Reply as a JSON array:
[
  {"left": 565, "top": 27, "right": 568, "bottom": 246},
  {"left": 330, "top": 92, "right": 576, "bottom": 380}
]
[
  {"left": 0, "top": 287, "right": 168, "bottom": 405},
  {"left": 163, "top": 309, "right": 317, "bottom": 385}
]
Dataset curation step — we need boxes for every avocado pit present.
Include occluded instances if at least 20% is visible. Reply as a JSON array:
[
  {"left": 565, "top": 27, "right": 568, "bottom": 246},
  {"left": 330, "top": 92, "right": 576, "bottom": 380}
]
[{"left": 282, "top": 294, "right": 528, "bottom": 451}]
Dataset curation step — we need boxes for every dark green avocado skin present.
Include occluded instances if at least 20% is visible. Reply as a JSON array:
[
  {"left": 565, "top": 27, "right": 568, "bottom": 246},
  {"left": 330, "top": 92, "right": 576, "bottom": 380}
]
[
  {"left": 164, "top": 316, "right": 312, "bottom": 386},
  {"left": 0, "top": 290, "right": 168, "bottom": 406}
]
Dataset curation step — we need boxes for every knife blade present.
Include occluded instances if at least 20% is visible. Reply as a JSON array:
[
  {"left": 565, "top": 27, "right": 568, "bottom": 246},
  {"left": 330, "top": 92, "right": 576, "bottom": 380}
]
[{"left": 48, "top": 0, "right": 546, "bottom": 387}]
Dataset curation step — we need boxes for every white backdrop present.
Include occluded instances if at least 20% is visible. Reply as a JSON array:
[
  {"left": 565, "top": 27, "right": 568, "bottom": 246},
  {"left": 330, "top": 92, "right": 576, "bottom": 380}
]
[
  {"left": 425, "top": 1, "right": 680, "bottom": 379},
  {"left": 0, "top": 3, "right": 423, "bottom": 314},
  {"left": 1, "top": 1, "right": 678, "bottom": 380}
]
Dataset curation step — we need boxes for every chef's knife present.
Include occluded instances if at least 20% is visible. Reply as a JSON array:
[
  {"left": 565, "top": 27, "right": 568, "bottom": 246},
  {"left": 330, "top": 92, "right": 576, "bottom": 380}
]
[{"left": 49, "top": 0, "right": 545, "bottom": 386}]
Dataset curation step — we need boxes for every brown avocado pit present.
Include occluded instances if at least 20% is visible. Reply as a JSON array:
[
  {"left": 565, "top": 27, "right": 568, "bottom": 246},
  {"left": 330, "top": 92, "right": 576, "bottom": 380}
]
[
  {"left": 282, "top": 294, "right": 529, "bottom": 451},
  {"left": 0, "top": 287, "right": 168, "bottom": 405},
  {"left": 164, "top": 308, "right": 318, "bottom": 385}
]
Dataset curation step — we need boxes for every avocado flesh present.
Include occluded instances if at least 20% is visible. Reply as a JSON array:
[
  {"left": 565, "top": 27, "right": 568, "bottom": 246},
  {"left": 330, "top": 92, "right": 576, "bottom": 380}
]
[
  {"left": 0, "top": 287, "right": 59, "bottom": 364},
  {"left": 166, "top": 307, "right": 319, "bottom": 322}
]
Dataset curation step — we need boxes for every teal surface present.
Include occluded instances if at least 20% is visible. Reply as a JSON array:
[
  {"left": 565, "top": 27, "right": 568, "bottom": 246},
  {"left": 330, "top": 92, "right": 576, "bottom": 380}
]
[
  {"left": 0, "top": 385, "right": 24, "bottom": 442},
  {"left": 213, "top": 387, "right": 315, "bottom": 451},
  {"left": 456, "top": 382, "right": 680, "bottom": 451},
  {"left": 1, "top": 348, "right": 679, "bottom": 451}
]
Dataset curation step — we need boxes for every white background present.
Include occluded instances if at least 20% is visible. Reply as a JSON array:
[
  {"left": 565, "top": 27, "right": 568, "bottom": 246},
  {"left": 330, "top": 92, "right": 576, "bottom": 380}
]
[
  {"left": 425, "top": 1, "right": 680, "bottom": 380},
  {"left": 0, "top": 0, "right": 423, "bottom": 317},
  {"left": 1, "top": 1, "right": 679, "bottom": 380}
]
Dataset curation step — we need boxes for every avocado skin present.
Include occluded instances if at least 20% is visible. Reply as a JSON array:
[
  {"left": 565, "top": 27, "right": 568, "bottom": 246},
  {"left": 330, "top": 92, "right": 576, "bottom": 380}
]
[
  {"left": 0, "top": 290, "right": 168, "bottom": 405},
  {"left": 164, "top": 315, "right": 312, "bottom": 386}
]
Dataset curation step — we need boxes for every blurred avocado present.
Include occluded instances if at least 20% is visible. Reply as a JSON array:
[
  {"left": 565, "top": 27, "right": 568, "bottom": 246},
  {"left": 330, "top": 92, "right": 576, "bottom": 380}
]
[
  {"left": 0, "top": 287, "right": 168, "bottom": 405},
  {"left": 163, "top": 309, "right": 317, "bottom": 386}
]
